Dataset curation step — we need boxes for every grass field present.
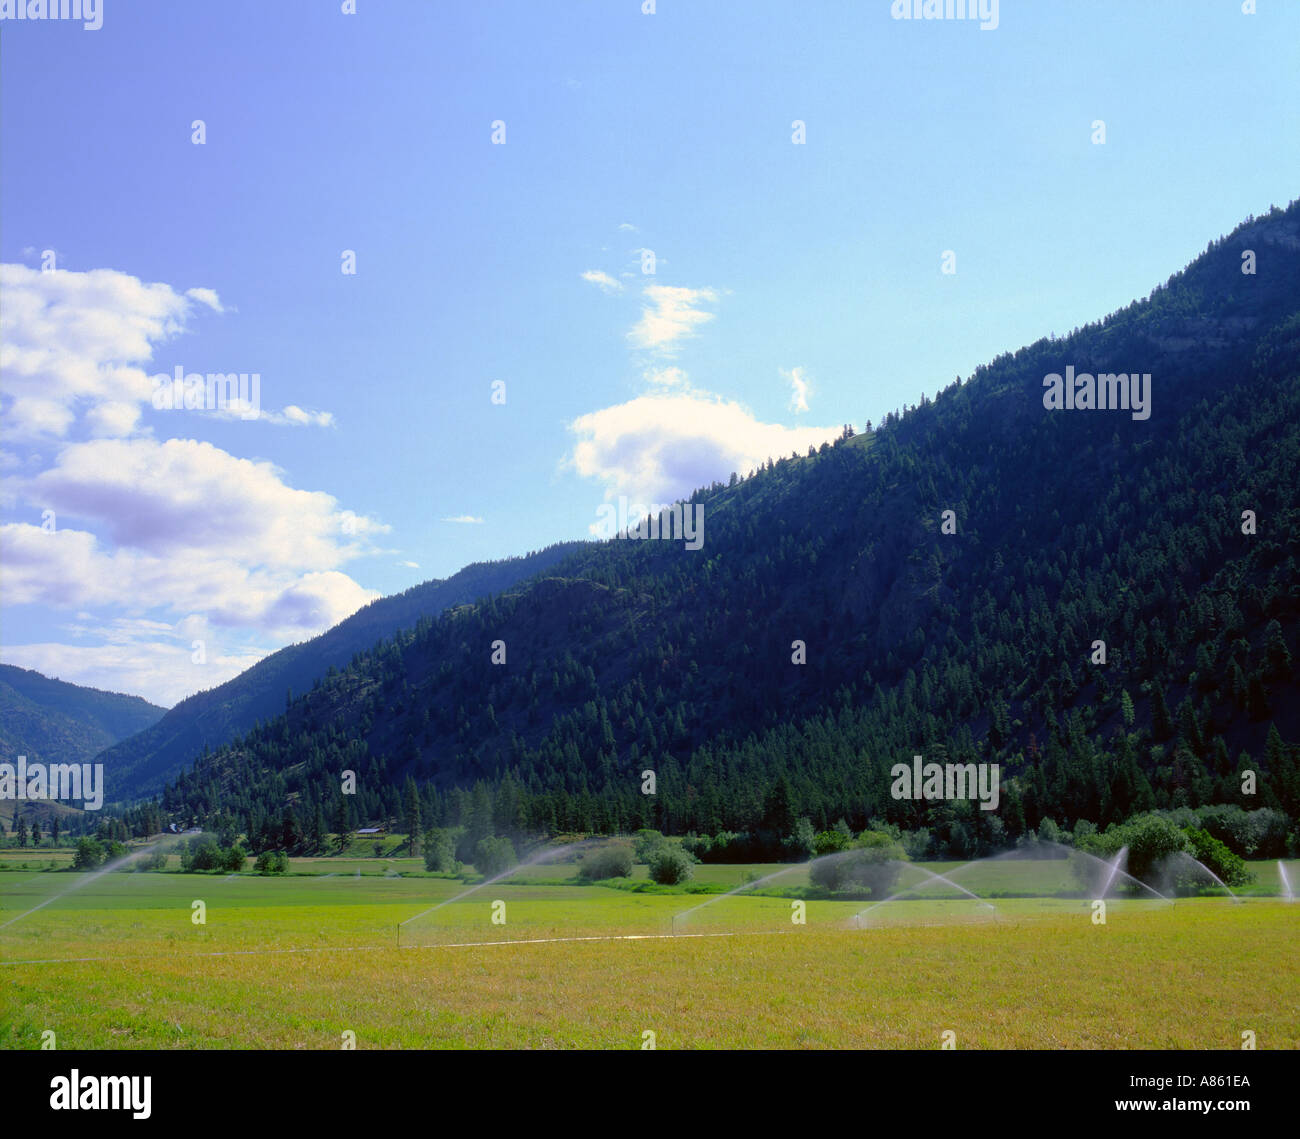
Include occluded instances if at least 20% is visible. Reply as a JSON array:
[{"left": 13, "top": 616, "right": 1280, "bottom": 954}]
[{"left": 2, "top": 855, "right": 1296, "bottom": 1049}]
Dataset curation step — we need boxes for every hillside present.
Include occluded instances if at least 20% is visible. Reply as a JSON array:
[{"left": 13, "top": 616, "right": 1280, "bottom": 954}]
[
  {"left": 0, "top": 664, "right": 165, "bottom": 766},
  {"left": 98, "top": 542, "right": 586, "bottom": 801},
  {"left": 155, "top": 202, "right": 1300, "bottom": 855}
]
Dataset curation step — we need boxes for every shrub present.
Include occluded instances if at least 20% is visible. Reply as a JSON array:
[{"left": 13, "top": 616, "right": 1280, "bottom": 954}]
[
  {"left": 633, "top": 829, "right": 669, "bottom": 863},
  {"left": 1037, "top": 818, "right": 1065, "bottom": 847},
  {"left": 255, "top": 850, "right": 289, "bottom": 875},
  {"left": 223, "top": 845, "right": 247, "bottom": 873},
  {"left": 648, "top": 846, "right": 693, "bottom": 885},
  {"left": 1196, "top": 805, "right": 1289, "bottom": 859},
  {"left": 680, "top": 833, "right": 713, "bottom": 861},
  {"left": 72, "top": 837, "right": 105, "bottom": 871},
  {"left": 1122, "top": 815, "right": 1192, "bottom": 883},
  {"left": 139, "top": 849, "right": 168, "bottom": 872},
  {"left": 899, "top": 828, "right": 932, "bottom": 861},
  {"left": 813, "top": 828, "right": 853, "bottom": 857},
  {"left": 193, "top": 840, "right": 221, "bottom": 870},
  {"left": 578, "top": 843, "right": 634, "bottom": 881},
  {"left": 474, "top": 836, "right": 517, "bottom": 878},
  {"left": 1181, "top": 828, "right": 1253, "bottom": 889},
  {"left": 810, "top": 832, "right": 906, "bottom": 896}
]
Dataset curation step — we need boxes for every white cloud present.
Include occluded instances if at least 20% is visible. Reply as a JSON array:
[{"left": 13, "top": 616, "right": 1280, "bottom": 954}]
[
  {"left": 783, "top": 366, "right": 811, "bottom": 413},
  {"left": 440, "top": 514, "right": 484, "bottom": 524},
  {"left": 580, "top": 269, "right": 623, "bottom": 294},
  {"left": 644, "top": 366, "right": 691, "bottom": 390},
  {"left": 569, "top": 393, "right": 841, "bottom": 504},
  {"left": 0, "top": 264, "right": 219, "bottom": 439},
  {"left": 278, "top": 405, "right": 334, "bottom": 427},
  {"left": 1, "top": 626, "right": 269, "bottom": 709},
  {"left": 628, "top": 285, "right": 716, "bottom": 352},
  {"left": 185, "top": 287, "right": 224, "bottom": 313},
  {"left": 0, "top": 520, "right": 379, "bottom": 636},
  {"left": 617, "top": 222, "right": 638, "bottom": 232},
  {"left": 1, "top": 436, "right": 385, "bottom": 698},
  {"left": 0, "top": 264, "right": 333, "bottom": 438},
  {"left": 0, "top": 265, "right": 374, "bottom": 704},
  {"left": 398, "top": 560, "right": 420, "bottom": 569},
  {"left": 24, "top": 437, "right": 385, "bottom": 565}
]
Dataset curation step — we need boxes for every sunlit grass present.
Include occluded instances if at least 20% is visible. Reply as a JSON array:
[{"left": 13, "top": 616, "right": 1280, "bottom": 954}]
[{"left": 1, "top": 863, "right": 1295, "bottom": 1049}]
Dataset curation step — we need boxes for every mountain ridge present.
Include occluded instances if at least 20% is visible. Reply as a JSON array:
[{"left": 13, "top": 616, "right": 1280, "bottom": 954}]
[
  {"left": 148, "top": 201, "right": 1300, "bottom": 854},
  {"left": 96, "top": 541, "right": 588, "bottom": 801}
]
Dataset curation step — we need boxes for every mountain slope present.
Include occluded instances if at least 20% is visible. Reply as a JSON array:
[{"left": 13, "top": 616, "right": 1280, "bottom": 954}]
[
  {"left": 99, "top": 542, "right": 586, "bottom": 801},
  {"left": 0, "top": 665, "right": 165, "bottom": 765},
  {"left": 157, "top": 202, "right": 1300, "bottom": 852}
]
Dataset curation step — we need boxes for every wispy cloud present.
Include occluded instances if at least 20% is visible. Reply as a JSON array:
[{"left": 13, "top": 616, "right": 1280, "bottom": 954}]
[
  {"left": 581, "top": 269, "right": 623, "bottom": 294},
  {"left": 628, "top": 284, "right": 717, "bottom": 353},
  {"left": 644, "top": 366, "right": 691, "bottom": 390},
  {"left": 783, "top": 366, "right": 811, "bottom": 413},
  {"left": 440, "top": 514, "right": 484, "bottom": 524}
]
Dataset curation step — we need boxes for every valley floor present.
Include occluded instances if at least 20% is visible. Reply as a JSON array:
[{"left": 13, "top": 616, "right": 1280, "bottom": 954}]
[{"left": 1, "top": 859, "right": 1296, "bottom": 1049}]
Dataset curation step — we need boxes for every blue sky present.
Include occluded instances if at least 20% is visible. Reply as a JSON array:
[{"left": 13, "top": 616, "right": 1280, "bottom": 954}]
[{"left": 2, "top": 0, "right": 1297, "bottom": 705}]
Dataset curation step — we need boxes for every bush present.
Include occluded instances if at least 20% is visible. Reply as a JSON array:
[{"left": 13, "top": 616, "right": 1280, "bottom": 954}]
[
  {"left": 474, "top": 836, "right": 517, "bottom": 878},
  {"left": 139, "top": 849, "right": 169, "bottom": 872},
  {"left": 697, "top": 831, "right": 746, "bottom": 863},
  {"left": 810, "top": 832, "right": 906, "bottom": 896},
  {"left": 72, "top": 837, "right": 105, "bottom": 871},
  {"left": 181, "top": 838, "right": 223, "bottom": 872},
  {"left": 1122, "top": 815, "right": 1192, "bottom": 883},
  {"left": 648, "top": 846, "right": 693, "bottom": 885},
  {"left": 255, "top": 850, "right": 289, "bottom": 875},
  {"left": 578, "top": 843, "right": 634, "bottom": 881},
  {"left": 633, "top": 829, "right": 669, "bottom": 863},
  {"left": 680, "top": 833, "right": 713, "bottom": 861},
  {"left": 223, "top": 845, "right": 247, "bottom": 873},
  {"left": 1195, "top": 805, "right": 1289, "bottom": 859},
  {"left": 1181, "top": 828, "right": 1253, "bottom": 889},
  {"left": 813, "top": 828, "right": 853, "bottom": 857},
  {"left": 899, "top": 828, "right": 932, "bottom": 861},
  {"left": 1080, "top": 814, "right": 1190, "bottom": 887},
  {"left": 1037, "top": 818, "right": 1066, "bottom": 847},
  {"left": 695, "top": 830, "right": 787, "bottom": 863}
]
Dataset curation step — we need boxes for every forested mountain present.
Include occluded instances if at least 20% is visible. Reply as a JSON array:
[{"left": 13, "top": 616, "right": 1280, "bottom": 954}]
[
  {"left": 0, "top": 664, "right": 165, "bottom": 765},
  {"left": 97, "top": 542, "right": 586, "bottom": 801},
  {"left": 153, "top": 202, "right": 1300, "bottom": 858}
]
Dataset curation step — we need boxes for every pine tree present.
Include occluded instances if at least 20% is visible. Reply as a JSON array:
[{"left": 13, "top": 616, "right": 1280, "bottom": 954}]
[
  {"left": 403, "top": 777, "right": 422, "bottom": 855},
  {"left": 1150, "top": 682, "right": 1174, "bottom": 740},
  {"left": 1263, "top": 619, "right": 1292, "bottom": 677}
]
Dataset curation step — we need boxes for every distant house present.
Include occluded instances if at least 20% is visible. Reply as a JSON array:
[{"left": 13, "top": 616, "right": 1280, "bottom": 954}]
[{"left": 356, "top": 827, "right": 384, "bottom": 835}]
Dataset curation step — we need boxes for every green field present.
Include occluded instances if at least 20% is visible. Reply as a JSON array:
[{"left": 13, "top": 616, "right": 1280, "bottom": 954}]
[{"left": 2, "top": 856, "right": 1297, "bottom": 1049}]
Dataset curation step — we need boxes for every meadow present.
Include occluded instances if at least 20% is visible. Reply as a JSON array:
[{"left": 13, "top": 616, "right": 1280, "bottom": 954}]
[{"left": 1, "top": 853, "right": 1296, "bottom": 1049}]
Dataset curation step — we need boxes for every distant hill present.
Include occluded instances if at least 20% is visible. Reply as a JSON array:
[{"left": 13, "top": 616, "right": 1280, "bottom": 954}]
[
  {"left": 0, "top": 664, "right": 165, "bottom": 766},
  {"left": 97, "top": 542, "right": 588, "bottom": 801},
  {"left": 154, "top": 201, "right": 1300, "bottom": 854}
]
